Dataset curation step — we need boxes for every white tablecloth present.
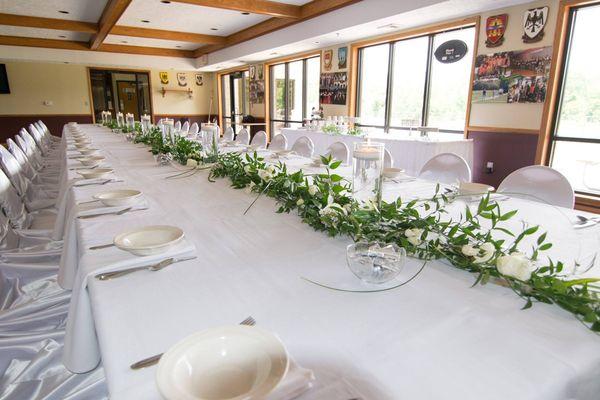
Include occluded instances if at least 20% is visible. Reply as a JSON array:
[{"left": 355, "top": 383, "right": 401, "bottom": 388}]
[
  {"left": 59, "top": 125, "right": 600, "bottom": 400},
  {"left": 281, "top": 128, "right": 474, "bottom": 177}
]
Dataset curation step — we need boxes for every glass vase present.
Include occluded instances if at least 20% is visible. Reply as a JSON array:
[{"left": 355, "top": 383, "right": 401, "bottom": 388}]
[{"left": 352, "top": 141, "right": 384, "bottom": 208}]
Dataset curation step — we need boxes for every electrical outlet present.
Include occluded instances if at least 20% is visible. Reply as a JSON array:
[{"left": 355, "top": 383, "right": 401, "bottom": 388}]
[
  {"left": 43, "top": 100, "right": 53, "bottom": 106},
  {"left": 486, "top": 161, "right": 494, "bottom": 174}
]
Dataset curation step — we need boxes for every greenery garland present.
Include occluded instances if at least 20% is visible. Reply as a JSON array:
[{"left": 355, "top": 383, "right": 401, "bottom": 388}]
[{"left": 131, "top": 126, "right": 600, "bottom": 332}]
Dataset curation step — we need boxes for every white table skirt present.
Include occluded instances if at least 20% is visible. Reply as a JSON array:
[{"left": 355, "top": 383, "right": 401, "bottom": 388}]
[
  {"left": 281, "top": 128, "right": 474, "bottom": 177},
  {"left": 59, "top": 125, "right": 600, "bottom": 400}
]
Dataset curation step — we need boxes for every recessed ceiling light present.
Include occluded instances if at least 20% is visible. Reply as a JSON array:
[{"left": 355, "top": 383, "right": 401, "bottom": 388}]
[
  {"left": 270, "top": 52, "right": 278, "bottom": 56},
  {"left": 59, "top": 35, "right": 67, "bottom": 38},
  {"left": 58, "top": 10, "right": 69, "bottom": 14},
  {"left": 121, "top": 40, "right": 128, "bottom": 43},
  {"left": 161, "top": 0, "right": 171, "bottom": 3},
  {"left": 141, "top": 19, "right": 150, "bottom": 23},
  {"left": 210, "top": 28, "right": 218, "bottom": 31},
  {"left": 241, "top": 12, "right": 250, "bottom": 15},
  {"left": 314, "top": 41, "right": 320, "bottom": 44},
  {"left": 176, "top": 45, "right": 182, "bottom": 48}
]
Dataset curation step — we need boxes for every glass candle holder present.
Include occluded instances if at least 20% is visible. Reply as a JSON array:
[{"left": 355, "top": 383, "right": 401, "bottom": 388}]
[
  {"left": 162, "top": 118, "right": 175, "bottom": 145},
  {"left": 116, "top": 112, "right": 124, "bottom": 128},
  {"left": 352, "top": 141, "right": 384, "bottom": 208},
  {"left": 141, "top": 114, "right": 151, "bottom": 133},
  {"left": 126, "top": 113, "right": 135, "bottom": 130}
]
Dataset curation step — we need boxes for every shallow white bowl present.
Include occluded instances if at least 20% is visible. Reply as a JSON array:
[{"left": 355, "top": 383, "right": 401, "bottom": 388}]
[
  {"left": 76, "top": 168, "right": 113, "bottom": 179},
  {"left": 79, "top": 156, "right": 105, "bottom": 167},
  {"left": 156, "top": 325, "right": 289, "bottom": 400},
  {"left": 93, "top": 189, "right": 142, "bottom": 207},
  {"left": 114, "top": 225, "right": 184, "bottom": 256},
  {"left": 274, "top": 150, "right": 292, "bottom": 156},
  {"left": 78, "top": 148, "right": 101, "bottom": 156},
  {"left": 383, "top": 167, "right": 406, "bottom": 179},
  {"left": 459, "top": 182, "right": 495, "bottom": 196}
]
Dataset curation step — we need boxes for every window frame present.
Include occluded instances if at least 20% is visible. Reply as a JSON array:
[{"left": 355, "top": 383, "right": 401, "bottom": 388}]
[{"left": 353, "top": 24, "right": 476, "bottom": 135}]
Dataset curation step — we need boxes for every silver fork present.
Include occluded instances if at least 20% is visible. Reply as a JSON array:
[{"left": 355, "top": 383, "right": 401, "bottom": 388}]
[
  {"left": 95, "top": 256, "right": 196, "bottom": 280},
  {"left": 130, "top": 316, "right": 256, "bottom": 370},
  {"left": 78, "top": 207, "right": 133, "bottom": 219},
  {"left": 75, "top": 179, "right": 119, "bottom": 187}
]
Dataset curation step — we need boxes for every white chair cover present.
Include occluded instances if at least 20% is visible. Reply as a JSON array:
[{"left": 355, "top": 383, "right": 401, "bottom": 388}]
[
  {"left": 326, "top": 141, "right": 349, "bottom": 164},
  {"left": 16, "top": 134, "right": 43, "bottom": 172},
  {"left": 498, "top": 166, "right": 575, "bottom": 209},
  {"left": 0, "top": 144, "right": 31, "bottom": 197},
  {"left": 7, "top": 138, "right": 37, "bottom": 181},
  {"left": 384, "top": 148, "right": 394, "bottom": 168},
  {"left": 181, "top": 121, "right": 190, "bottom": 134},
  {"left": 0, "top": 169, "right": 28, "bottom": 229},
  {"left": 269, "top": 134, "right": 288, "bottom": 151},
  {"left": 419, "top": 153, "right": 472, "bottom": 184},
  {"left": 189, "top": 122, "right": 199, "bottom": 136},
  {"left": 174, "top": 121, "right": 182, "bottom": 132},
  {"left": 236, "top": 128, "right": 250, "bottom": 145},
  {"left": 250, "top": 131, "right": 268, "bottom": 149},
  {"left": 223, "top": 127, "right": 234, "bottom": 142},
  {"left": 291, "top": 136, "right": 315, "bottom": 158}
]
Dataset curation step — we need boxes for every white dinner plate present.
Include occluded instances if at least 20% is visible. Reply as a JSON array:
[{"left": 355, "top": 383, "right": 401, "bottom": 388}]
[
  {"left": 79, "top": 148, "right": 101, "bottom": 156},
  {"left": 76, "top": 168, "right": 113, "bottom": 179},
  {"left": 458, "top": 182, "right": 495, "bottom": 196},
  {"left": 79, "top": 155, "right": 105, "bottom": 167},
  {"left": 114, "top": 225, "right": 184, "bottom": 256},
  {"left": 383, "top": 167, "right": 406, "bottom": 179},
  {"left": 156, "top": 325, "right": 289, "bottom": 400},
  {"left": 93, "top": 189, "right": 142, "bottom": 207}
]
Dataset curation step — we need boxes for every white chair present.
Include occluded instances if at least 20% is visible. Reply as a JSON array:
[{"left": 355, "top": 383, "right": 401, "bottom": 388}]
[
  {"left": 291, "top": 136, "right": 315, "bottom": 158},
  {"left": 498, "top": 165, "right": 575, "bottom": 208},
  {"left": 174, "top": 121, "right": 182, "bottom": 132},
  {"left": 384, "top": 148, "right": 394, "bottom": 168},
  {"left": 222, "top": 127, "right": 234, "bottom": 142},
  {"left": 181, "top": 121, "right": 190, "bottom": 134},
  {"left": 326, "top": 141, "right": 349, "bottom": 164},
  {"left": 419, "top": 153, "right": 471, "bottom": 184},
  {"left": 269, "top": 134, "right": 288, "bottom": 151},
  {"left": 189, "top": 122, "right": 199, "bottom": 137},
  {"left": 250, "top": 131, "right": 268, "bottom": 149},
  {"left": 236, "top": 128, "right": 250, "bottom": 145}
]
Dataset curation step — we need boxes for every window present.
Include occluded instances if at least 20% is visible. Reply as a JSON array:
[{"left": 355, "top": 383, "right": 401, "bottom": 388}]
[
  {"left": 356, "top": 26, "right": 476, "bottom": 133},
  {"left": 549, "top": 3, "right": 600, "bottom": 197},
  {"left": 269, "top": 55, "right": 320, "bottom": 134},
  {"left": 221, "top": 70, "right": 249, "bottom": 133}
]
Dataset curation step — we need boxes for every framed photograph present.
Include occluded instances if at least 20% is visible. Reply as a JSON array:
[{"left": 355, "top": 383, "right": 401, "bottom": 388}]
[
  {"left": 0, "top": 64, "right": 9, "bottom": 94},
  {"left": 319, "top": 72, "right": 347, "bottom": 105},
  {"left": 323, "top": 50, "right": 333, "bottom": 71},
  {"left": 338, "top": 46, "right": 348, "bottom": 69},
  {"left": 249, "top": 65, "right": 256, "bottom": 80},
  {"left": 257, "top": 64, "right": 264, "bottom": 80}
]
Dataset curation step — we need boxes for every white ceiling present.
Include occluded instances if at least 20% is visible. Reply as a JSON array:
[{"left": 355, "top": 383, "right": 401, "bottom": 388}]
[
  {"left": 117, "top": 0, "right": 269, "bottom": 36},
  {"left": 201, "top": 0, "right": 535, "bottom": 71},
  {"left": 104, "top": 34, "right": 198, "bottom": 50},
  {"left": 0, "top": 25, "right": 91, "bottom": 42},
  {"left": 0, "top": 0, "right": 108, "bottom": 22}
]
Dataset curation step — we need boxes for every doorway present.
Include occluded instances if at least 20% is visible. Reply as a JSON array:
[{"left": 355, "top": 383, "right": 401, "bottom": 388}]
[
  {"left": 89, "top": 69, "right": 152, "bottom": 122},
  {"left": 221, "top": 70, "right": 249, "bottom": 134}
]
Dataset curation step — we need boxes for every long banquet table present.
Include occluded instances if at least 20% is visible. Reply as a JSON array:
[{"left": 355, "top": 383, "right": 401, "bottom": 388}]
[
  {"left": 281, "top": 127, "right": 474, "bottom": 177},
  {"left": 58, "top": 124, "right": 600, "bottom": 400}
]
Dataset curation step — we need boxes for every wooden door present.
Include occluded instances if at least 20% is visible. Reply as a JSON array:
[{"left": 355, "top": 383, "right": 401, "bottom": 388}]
[{"left": 117, "top": 81, "right": 139, "bottom": 119}]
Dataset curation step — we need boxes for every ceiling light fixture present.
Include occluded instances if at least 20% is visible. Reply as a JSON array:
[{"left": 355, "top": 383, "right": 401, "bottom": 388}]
[
  {"left": 121, "top": 40, "right": 128, "bottom": 43},
  {"left": 58, "top": 10, "right": 69, "bottom": 14},
  {"left": 161, "top": 0, "right": 171, "bottom": 3},
  {"left": 241, "top": 12, "right": 250, "bottom": 15},
  {"left": 176, "top": 45, "right": 182, "bottom": 48},
  {"left": 59, "top": 35, "right": 67, "bottom": 38},
  {"left": 141, "top": 19, "right": 150, "bottom": 23},
  {"left": 210, "top": 28, "right": 218, "bottom": 31}
]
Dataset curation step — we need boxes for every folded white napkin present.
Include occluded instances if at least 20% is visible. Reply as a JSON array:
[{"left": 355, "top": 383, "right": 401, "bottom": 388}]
[
  {"left": 73, "top": 177, "right": 123, "bottom": 187},
  {"left": 76, "top": 198, "right": 149, "bottom": 218},
  {"left": 267, "top": 358, "right": 316, "bottom": 400}
]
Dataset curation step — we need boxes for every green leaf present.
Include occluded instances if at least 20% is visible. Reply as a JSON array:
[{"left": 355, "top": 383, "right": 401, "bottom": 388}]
[
  {"left": 537, "top": 232, "right": 547, "bottom": 245},
  {"left": 522, "top": 298, "right": 533, "bottom": 310}
]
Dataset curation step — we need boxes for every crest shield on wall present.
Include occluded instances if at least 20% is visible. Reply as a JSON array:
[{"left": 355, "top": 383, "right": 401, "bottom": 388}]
[
  {"left": 486, "top": 14, "right": 508, "bottom": 47},
  {"left": 522, "top": 6, "right": 549, "bottom": 43},
  {"left": 159, "top": 71, "right": 169, "bottom": 84}
]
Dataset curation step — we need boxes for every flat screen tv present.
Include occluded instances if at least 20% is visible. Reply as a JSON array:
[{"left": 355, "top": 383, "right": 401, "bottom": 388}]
[{"left": 0, "top": 64, "right": 10, "bottom": 94}]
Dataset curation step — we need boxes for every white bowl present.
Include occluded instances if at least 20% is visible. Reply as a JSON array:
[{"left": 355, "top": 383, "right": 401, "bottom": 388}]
[
  {"left": 458, "top": 182, "right": 495, "bottom": 196},
  {"left": 383, "top": 168, "right": 405, "bottom": 179},
  {"left": 76, "top": 168, "right": 113, "bottom": 179},
  {"left": 114, "top": 225, "right": 184, "bottom": 256},
  {"left": 79, "top": 156, "right": 105, "bottom": 167},
  {"left": 93, "top": 189, "right": 142, "bottom": 207},
  {"left": 156, "top": 325, "right": 289, "bottom": 400},
  {"left": 274, "top": 150, "right": 292, "bottom": 156},
  {"left": 79, "top": 148, "right": 101, "bottom": 156}
]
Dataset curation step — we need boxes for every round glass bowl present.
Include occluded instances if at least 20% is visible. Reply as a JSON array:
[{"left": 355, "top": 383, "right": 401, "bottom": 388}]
[{"left": 346, "top": 242, "right": 406, "bottom": 284}]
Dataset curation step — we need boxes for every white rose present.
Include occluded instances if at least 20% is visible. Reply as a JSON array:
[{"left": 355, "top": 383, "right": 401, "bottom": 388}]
[
  {"left": 244, "top": 165, "right": 252, "bottom": 174},
  {"left": 405, "top": 228, "right": 424, "bottom": 246},
  {"left": 407, "top": 236, "right": 421, "bottom": 246},
  {"left": 297, "top": 198, "right": 304, "bottom": 206},
  {"left": 258, "top": 169, "right": 272, "bottom": 181},
  {"left": 496, "top": 252, "right": 532, "bottom": 281},
  {"left": 474, "top": 242, "right": 495, "bottom": 264},
  {"left": 319, "top": 203, "right": 347, "bottom": 217},
  {"left": 245, "top": 181, "right": 256, "bottom": 194},
  {"left": 343, "top": 203, "right": 353, "bottom": 213},
  {"left": 266, "top": 165, "right": 276, "bottom": 174},
  {"left": 461, "top": 244, "right": 479, "bottom": 257},
  {"left": 308, "top": 185, "right": 319, "bottom": 196},
  {"left": 186, "top": 158, "right": 198, "bottom": 167}
]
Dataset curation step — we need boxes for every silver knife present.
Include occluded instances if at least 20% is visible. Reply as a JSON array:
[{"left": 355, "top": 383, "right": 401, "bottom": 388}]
[{"left": 95, "top": 256, "right": 196, "bottom": 280}]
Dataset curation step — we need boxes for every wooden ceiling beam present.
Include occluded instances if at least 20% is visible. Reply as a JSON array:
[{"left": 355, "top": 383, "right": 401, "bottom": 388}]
[
  {"left": 170, "top": 0, "right": 301, "bottom": 18},
  {"left": 90, "top": 0, "right": 132, "bottom": 50},
  {"left": 0, "top": 13, "right": 97, "bottom": 33},
  {"left": 193, "top": 0, "right": 361, "bottom": 58},
  {"left": 0, "top": 35, "right": 193, "bottom": 58},
  {"left": 111, "top": 25, "right": 225, "bottom": 45}
]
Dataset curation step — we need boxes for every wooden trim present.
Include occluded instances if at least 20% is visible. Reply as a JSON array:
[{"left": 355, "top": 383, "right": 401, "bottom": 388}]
[
  {"left": 193, "top": 0, "right": 360, "bottom": 57},
  {"left": 467, "top": 126, "right": 540, "bottom": 135},
  {"left": 263, "top": 50, "right": 321, "bottom": 67},
  {"left": 0, "top": 13, "right": 97, "bottom": 33},
  {"left": 463, "top": 16, "right": 481, "bottom": 138},
  {"left": 171, "top": 0, "right": 301, "bottom": 18},
  {"left": 86, "top": 67, "right": 95, "bottom": 123},
  {"left": 111, "top": 26, "right": 226, "bottom": 45},
  {"left": 575, "top": 195, "right": 600, "bottom": 214},
  {"left": 90, "top": 0, "right": 132, "bottom": 50},
  {"left": 217, "top": 73, "right": 224, "bottom": 132},
  {"left": 348, "top": 45, "right": 358, "bottom": 118},
  {"left": 0, "top": 35, "right": 90, "bottom": 51},
  {"left": 264, "top": 63, "right": 271, "bottom": 141}
]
